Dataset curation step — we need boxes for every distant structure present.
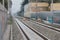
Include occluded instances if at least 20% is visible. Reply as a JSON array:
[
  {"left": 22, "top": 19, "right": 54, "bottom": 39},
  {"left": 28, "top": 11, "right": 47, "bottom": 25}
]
[
  {"left": 24, "top": 0, "right": 49, "bottom": 18},
  {"left": 18, "top": 0, "right": 60, "bottom": 23},
  {"left": 24, "top": 0, "right": 60, "bottom": 23}
]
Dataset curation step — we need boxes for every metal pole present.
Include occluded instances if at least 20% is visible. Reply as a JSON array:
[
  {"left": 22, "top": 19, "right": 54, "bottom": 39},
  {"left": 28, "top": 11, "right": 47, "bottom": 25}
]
[
  {"left": 8, "top": 0, "right": 9, "bottom": 14},
  {"left": 2, "top": 0, "right": 4, "bottom": 6},
  {"left": 28, "top": 0, "right": 31, "bottom": 19},
  {"left": 51, "top": 0, "right": 53, "bottom": 11},
  {"left": 36, "top": 0, "right": 37, "bottom": 19},
  {"left": 51, "top": 0, "right": 54, "bottom": 24}
]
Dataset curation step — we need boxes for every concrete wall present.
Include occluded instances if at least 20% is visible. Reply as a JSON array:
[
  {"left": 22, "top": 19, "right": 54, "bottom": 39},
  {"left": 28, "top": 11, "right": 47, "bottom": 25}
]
[{"left": 0, "top": 3, "right": 7, "bottom": 40}]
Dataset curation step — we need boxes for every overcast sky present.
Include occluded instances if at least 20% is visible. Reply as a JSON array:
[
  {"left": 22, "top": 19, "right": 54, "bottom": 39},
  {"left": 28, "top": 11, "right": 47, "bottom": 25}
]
[{"left": 11, "top": 0, "right": 24, "bottom": 14}]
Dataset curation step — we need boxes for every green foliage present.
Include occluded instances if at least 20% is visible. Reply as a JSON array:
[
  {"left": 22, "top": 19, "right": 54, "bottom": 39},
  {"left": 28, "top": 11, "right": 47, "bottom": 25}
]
[
  {"left": 53, "top": 0, "right": 60, "bottom": 3},
  {"left": 0, "top": 0, "right": 12, "bottom": 10},
  {"left": 0, "top": 0, "right": 8, "bottom": 9},
  {"left": 8, "top": 16, "right": 13, "bottom": 24},
  {"left": 0, "top": 0, "right": 2, "bottom": 4},
  {"left": 29, "top": 0, "right": 60, "bottom": 3},
  {"left": 4, "top": 0, "right": 8, "bottom": 9}
]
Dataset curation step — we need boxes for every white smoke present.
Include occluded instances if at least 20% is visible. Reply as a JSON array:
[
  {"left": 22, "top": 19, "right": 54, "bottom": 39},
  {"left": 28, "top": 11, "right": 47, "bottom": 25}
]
[{"left": 11, "top": 0, "right": 24, "bottom": 14}]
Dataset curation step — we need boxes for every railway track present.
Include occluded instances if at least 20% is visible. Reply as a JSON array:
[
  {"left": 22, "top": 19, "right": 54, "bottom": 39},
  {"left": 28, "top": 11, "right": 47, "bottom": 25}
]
[
  {"left": 29, "top": 20, "right": 60, "bottom": 32},
  {"left": 19, "top": 19, "right": 60, "bottom": 40},
  {"left": 15, "top": 18, "right": 49, "bottom": 40},
  {"left": 16, "top": 16, "right": 60, "bottom": 32}
]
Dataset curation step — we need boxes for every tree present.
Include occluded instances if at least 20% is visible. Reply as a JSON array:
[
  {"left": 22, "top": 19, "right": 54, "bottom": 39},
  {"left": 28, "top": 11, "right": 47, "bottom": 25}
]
[
  {"left": 0, "top": 0, "right": 8, "bottom": 9},
  {"left": 0, "top": 0, "right": 12, "bottom": 10},
  {"left": 0, "top": 0, "right": 2, "bottom": 4},
  {"left": 53, "top": 0, "right": 60, "bottom": 3},
  {"left": 22, "top": 0, "right": 28, "bottom": 5}
]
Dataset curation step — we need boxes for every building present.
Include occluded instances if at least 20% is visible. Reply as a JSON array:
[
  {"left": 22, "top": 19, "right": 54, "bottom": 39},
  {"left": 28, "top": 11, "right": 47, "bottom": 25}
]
[
  {"left": 24, "top": 2, "right": 49, "bottom": 18},
  {"left": 50, "top": 3, "right": 60, "bottom": 11},
  {"left": 24, "top": 0, "right": 60, "bottom": 23}
]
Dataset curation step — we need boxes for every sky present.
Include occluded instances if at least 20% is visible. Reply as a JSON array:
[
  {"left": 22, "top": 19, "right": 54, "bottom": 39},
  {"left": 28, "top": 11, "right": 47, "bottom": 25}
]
[{"left": 11, "top": 0, "right": 24, "bottom": 14}]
